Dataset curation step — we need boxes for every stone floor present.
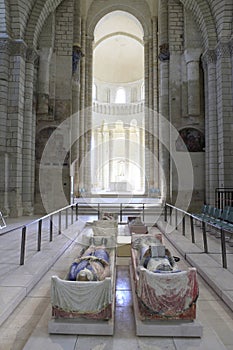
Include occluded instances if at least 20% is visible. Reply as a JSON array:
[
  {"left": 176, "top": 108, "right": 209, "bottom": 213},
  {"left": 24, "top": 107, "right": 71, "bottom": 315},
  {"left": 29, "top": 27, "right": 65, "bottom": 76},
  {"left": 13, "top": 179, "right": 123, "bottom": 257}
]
[{"left": 0, "top": 214, "right": 233, "bottom": 349}]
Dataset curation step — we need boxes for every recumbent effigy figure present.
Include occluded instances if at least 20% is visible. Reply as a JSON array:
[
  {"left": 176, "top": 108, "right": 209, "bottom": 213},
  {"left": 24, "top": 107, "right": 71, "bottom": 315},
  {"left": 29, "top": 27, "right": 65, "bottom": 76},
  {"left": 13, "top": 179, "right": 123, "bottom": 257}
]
[
  {"left": 68, "top": 237, "right": 110, "bottom": 282},
  {"left": 50, "top": 235, "right": 116, "bottom": 321},
  {"left": 131, "top": 235, "right": 199, "bottom": 320}
]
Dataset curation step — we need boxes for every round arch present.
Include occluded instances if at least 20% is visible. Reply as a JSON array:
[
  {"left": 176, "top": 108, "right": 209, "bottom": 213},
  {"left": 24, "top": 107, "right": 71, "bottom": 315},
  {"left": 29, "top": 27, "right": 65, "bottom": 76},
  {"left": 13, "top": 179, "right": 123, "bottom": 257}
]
[
  {"left": 0, "top": 0, "right": 11, "bottom": 37},
  {"left": 217, "top": 0, "right": 233, "bottom": 40},
  {"left": 180, "top": 0, "right": 217, "bottom": 49},
  {"left": 86, "top": 0, "right": 152, "bottom": 39},
  {"left": 24, "top": 0, "right": 64, "bottom": 47}
]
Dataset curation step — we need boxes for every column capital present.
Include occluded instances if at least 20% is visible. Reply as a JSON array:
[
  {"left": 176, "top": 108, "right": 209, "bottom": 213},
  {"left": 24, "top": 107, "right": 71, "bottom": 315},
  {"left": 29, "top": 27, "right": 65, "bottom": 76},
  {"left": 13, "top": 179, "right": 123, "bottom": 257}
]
[
  {"left": 158, "top": 43, "right": 170, "bottom": 61},
  {"left": 201, "top": 49, "right": 217, "bottom": 68},
  {"left": 184, "top": 48, "right": 202, "bottom": 63},
  {"left": 26, "top": 47, "right": 39, "bottom": 63}
]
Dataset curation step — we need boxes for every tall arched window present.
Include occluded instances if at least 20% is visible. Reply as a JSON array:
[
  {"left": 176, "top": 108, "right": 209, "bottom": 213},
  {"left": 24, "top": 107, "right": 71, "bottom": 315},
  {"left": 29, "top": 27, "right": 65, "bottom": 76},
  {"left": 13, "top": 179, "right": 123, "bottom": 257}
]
[
  {"left": 141, "top": 83, "right": 145, "bottom": 100},
  {"left": 93, "top": 83, "right": 97, "bottom": 100},
  {"left": 115, "top": 87, "right": 126, "bottom": 103}
]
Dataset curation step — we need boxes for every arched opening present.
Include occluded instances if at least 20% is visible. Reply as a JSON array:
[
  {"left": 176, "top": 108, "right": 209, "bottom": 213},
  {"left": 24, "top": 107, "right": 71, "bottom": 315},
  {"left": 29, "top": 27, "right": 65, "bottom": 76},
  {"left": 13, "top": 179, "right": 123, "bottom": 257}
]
[
  {"left": 115, "top": 88, "right": 126, "bottom": 104},
  {"left": 91, "top": 10, "right": 145, "bottom": 195}
]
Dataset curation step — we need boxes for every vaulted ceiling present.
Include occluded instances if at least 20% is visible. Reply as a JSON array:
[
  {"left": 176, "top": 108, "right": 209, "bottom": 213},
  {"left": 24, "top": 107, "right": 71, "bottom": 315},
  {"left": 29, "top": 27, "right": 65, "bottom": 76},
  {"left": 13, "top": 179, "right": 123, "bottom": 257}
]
[{"left": 93, "top": 11, "right": 144, "bottom": 84}]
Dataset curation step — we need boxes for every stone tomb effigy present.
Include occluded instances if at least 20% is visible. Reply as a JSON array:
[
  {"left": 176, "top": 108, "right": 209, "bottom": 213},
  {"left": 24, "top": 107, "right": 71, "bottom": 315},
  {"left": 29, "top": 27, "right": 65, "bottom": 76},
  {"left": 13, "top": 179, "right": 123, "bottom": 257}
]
[
  {"left": 48, "top": 216, "right": 203, "bottom": 337},
  {"left": 48, "top": 219, "right": 117, "bottom": 335},
  {"left": 130, "top": 233, "right": 203, "bottom": 337}
]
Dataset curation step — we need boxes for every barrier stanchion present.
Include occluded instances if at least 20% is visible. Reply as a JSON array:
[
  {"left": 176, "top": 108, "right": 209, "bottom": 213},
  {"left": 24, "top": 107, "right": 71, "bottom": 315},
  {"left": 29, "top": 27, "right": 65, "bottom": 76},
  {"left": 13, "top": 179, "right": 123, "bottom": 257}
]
[
  {"left": 190, "top": 216, "right": 195, "bottom": 243},
  {"left": 50, "top": 215, "right": 53, "bottom": 242},
  {"left": 220, "top": 228, "right": 227, "bottom": 269},
  {"left": 202, "top": 221, "right": 208, "bottom": 253},
  {"left": 20, "top": 226, "right": 26, "bottom": 265},
  {"left": 37, "top": 219, "right": 42, "bottom": 251},
  {"left": 182, "top": 215, "right": 186, "bottom": 236}
]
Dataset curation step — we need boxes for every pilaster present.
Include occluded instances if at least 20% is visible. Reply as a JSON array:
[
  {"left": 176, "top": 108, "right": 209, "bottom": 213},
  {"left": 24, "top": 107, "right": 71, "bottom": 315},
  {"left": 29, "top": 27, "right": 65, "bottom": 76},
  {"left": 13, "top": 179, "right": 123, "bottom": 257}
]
[
  {"left": 201, "top": 49, "right": 218, "bottom": 205},
  {"left": 22, "top": 47, "right": 38, "bottom": 215},
  {"left": 0, "top": 39, "right": 10, "bottom": 215},
  {"left": 184, "top": 48, "right": 202, "bottom": 117},
  {"left": 215, "top": 42, "right": 233, "bottom": 188},
  {"left": 158, "top": 0, "right": 170, "bottom": 201},
  {"left": 7, "top": 40, "right": 27, "bottom": 216}
]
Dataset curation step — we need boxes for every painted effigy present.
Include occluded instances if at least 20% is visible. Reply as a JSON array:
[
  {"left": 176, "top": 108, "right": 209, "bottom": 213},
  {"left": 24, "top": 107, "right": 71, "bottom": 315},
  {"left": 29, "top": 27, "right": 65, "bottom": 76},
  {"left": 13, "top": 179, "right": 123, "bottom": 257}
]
[
  {"left": 131, "top": 235, "right": 199, "bottom": 320},
  {"left": 50, "top": 222, "right": 117, "bottom": 321}
]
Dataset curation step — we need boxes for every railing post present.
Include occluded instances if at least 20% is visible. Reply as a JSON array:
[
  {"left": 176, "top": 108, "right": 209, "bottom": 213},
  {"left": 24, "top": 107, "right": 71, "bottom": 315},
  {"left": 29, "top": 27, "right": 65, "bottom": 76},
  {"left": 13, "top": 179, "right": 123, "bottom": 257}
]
[
  {"left": 59, "top": 211, "right": 62, "bottom": 234},
  {"left": 37, "top": 219, "right": 42, "bottom": 251},
  {"left": 76, "top": 203, "right": 78, "bottom": 220},
  {"left": 190, "top": 216, "right": 195, "bottom": 243},
  {"left": 175, "top": 209, "right": 178, "bottom": 230},
  {"left": 120, "top": 204, "right": 123, "bottom": 223},
  {"left": 202, "top": 221, "right": 208, "bottom": 253},
  {"left": 164, "top": 204, "right": 167, "bottom": 222},
  {"left": 50, "top": 215, "right": 53, "bottom": 242},
  {"left": 169, "top": 206, "right": 172, "bottom": 224},
  {"left": 20, "top": 226, "right": 27, "bottom": 265},
  {"left": 220, "top": 228, "right": 227, "bottom": 269},
  {"left": 71, "top": 205, "right": 74, "bottom": 224},
  {"left": 142, "top": 204, "right": 145, "bottom": 222},
  {"left": 182, "top": 215, "right": 186, "bottom": 236},
  {"left": 66, "top": 208, "right": 68, "bottom": 229},
  {"left": 98, "top": 204, "right": 100, "bottom": 219}
]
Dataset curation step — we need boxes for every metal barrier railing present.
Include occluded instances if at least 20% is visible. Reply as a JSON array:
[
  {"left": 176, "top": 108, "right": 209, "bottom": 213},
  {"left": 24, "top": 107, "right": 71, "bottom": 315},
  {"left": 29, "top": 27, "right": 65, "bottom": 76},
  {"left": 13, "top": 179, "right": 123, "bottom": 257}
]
[
  {"left": 0, "top": 203, "right": 79, "bottom": 265},
  {"left": 1, "top": 201, "right": 161, "bottom": 266},
  {"left": 75, "top": 202, "right": 160, "bottom": 223},
  {"left": 164, "top": 203, "right": 229, "bottom": 269}
]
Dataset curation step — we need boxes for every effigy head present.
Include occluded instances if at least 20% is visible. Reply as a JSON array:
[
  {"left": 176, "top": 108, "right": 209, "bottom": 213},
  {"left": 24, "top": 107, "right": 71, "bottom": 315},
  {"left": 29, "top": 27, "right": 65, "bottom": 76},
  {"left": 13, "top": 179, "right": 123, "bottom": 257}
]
[
  {"left": 76, "top": 268, "right": 94, "bottom": 281},
  {"left": 147, "top": 257, "right": 173, "bottom": 272}
]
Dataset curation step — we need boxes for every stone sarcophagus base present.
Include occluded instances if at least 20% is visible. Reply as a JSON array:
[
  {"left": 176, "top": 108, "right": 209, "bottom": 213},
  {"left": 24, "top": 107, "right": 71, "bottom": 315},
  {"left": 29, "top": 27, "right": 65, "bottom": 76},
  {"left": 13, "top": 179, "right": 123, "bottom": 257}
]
[
  {"left": 48, "top": 230, "right": 116, "bottom": 335},
  {"left": 130, "top": 235, "right": 203, "bottom": 337}
]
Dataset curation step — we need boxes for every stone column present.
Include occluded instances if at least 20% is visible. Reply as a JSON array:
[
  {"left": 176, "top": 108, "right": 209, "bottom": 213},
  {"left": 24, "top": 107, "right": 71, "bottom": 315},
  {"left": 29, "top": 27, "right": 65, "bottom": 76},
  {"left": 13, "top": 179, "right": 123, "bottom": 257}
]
[
  {"left": 109, "top": 129, "right": 114, "bottom": 184},
  {"left": 0, "top": 39, "right": 10, "bottom": 215},
  {"left": 145, "top": 25, "right": 158, "bottom": 192},
  {"left": 72, "top": 0, "right": 82, "bottom": 197},
  {"left": 144, "top": 37, "right": 151, "bottom": 194},
  {"left": 78, "top": 17, "right": 86, "bottom": 192},
  {"left": 184, "top": 48, "right": 202, "bottom": 117},
  {"left": 7, "top": 40, "right": 27, "bottom": 216},
  {"left": 83, "top": 35, "right": 93, "bottom": 193},
  {"left": 201, "top": 50, "right": 218, "bottom": 205},
  {"left": 22, "top": 48, "right": 38, "bottom": 215},
  {"left": 215, "top": 42, "right": 233, "bottom": 188},
  {"left": 158, "top": 0, "right": 170, "bottom": 202},
  {"left": 152, "top": 16, "right": 158, "bottom": 112},
  {"left": 168, "top": 0, "right": 185, "bottom": 203},
  {"left": 152, "top": 17, "right": 159, "bottom": 190},
  {"left": 125, "top": 127, "right": 130, "bottom": 188},
  {"left": 37, "top": 47, "right": 53, "bottom": 117},
  {"left": 139, "top": 127, "right": 145, "bottom": 191},
  {"left": 97, "top": 128, "right": 102, "bottom": 189},
  {"left": 101, "top": 129, "right": 105, "bottom": 190}
]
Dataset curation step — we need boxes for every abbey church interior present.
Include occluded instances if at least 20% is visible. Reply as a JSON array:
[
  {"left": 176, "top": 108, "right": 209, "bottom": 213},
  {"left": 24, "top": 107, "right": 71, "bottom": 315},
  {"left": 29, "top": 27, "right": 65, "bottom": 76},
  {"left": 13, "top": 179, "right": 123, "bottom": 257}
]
[
  {"left": 0, "top": 0, "right": 233, "bottom": 349},
  {"left": 0, "top": 0, "right": 232, "bottom": 217}
]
